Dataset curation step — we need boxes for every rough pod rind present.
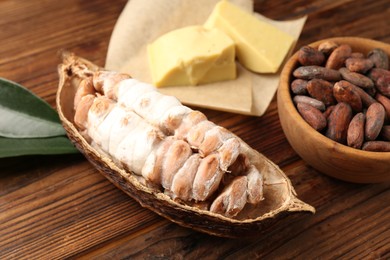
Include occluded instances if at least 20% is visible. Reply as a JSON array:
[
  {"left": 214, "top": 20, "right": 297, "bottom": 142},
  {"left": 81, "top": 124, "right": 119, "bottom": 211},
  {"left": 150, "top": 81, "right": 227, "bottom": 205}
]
[{"left": 56, "top": 52, "right": 315, "bottom": 238}]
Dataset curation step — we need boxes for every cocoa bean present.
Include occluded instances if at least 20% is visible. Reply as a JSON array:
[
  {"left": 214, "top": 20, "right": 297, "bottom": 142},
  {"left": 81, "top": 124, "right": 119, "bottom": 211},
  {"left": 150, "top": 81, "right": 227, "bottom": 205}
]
[
  {"left": 380, "top": 125, "right": 390, "bottom": 141},
  {"left": 362, "top": 141, "right": 390, "bottom": 152},
  {"left": 306, "top": 79, "right": 336, "bottom": 106},
  {"left": 318, "top": 41, "right": 338, "bottom": 56},
  {"left": 351, "top": 84, "right": 377, "bottom": 107},
  {"left": 291, "top": 79, "right": 308, "bottom": 95},
  {"left": 368, "top": 48, "right": 389, "bottom": 70},
  {"left": 323, "top": 105, "right": 335, "bottom": 119},
  {"left": 333, "top": 80, "right": 363, "bottom": 112},
  {"left": 297, "top": 46, "right": 325, "bottom": 66},
  {"left": 297, "top": 102, "right": 327, "bottom": 131},
  {"left": 326, "top": 102, "right": 353, "bottom": 144},
  {"left": 376, "top": 74, "right": 390, "bottom": 98},
  {"left": 375, "top": 93, "right": 390, "bottom": 121},
  {"left": 365, "top": 103, "right": 385, "bottom": 141},
  {"left": 350, "top": 52, "right": 365, "bottom": 59},
  {"left": 347, "top": 112, "right": 365, "bottom": 149},
  {"left": 339, "top": 67, "right": 374, "bottom": 89},
  {"left": 345, "top": 57, "right": 374, "bottom": 74},
  {"left": 325, "top": 44, "right": 352, "bottom": 70},
  {"left": 367, "top": 68, "right": 390, "bottom": 82},
  {"left": 293, "top": 66, "right": 341, "bottom": 81},
  {"left": 293, "top": 95, "right": 326, "bottom": 111}
]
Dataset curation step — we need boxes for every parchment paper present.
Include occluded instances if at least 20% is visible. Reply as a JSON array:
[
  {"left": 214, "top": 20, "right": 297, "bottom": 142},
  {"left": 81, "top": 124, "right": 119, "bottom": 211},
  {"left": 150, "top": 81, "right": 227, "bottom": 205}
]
[{"left": 106, "top": 0, "right": 307, "bottom": 116}]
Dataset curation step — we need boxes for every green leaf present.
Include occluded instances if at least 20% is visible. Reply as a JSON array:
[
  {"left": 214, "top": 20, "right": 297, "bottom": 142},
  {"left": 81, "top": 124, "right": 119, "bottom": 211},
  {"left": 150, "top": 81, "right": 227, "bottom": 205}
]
[
  {"left": 0, "top": 136, "right": 79, "bottom": 158},
  {"left": 0, "top": 77, "right": 66, "bottom": 138}
]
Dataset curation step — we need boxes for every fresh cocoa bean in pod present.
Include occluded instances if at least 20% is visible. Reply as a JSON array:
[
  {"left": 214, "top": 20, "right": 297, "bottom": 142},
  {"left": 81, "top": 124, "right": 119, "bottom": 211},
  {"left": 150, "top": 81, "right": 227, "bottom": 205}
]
[
  {"left": 347, "top": 113, "right": 365, "bottom": 149},
  {"left": 345, "top": 57, "right": 374, "bottom": 74},
  {"left": 291, "top": 79, "right": 308, "bottom": 95},
  {"left": 362, "top": 141, "right": 390, "bottom": 152},
  {"left": 368, "top": 48, "right": 389, "bottom": 70},
  {"left": 365, "top": 103, "right": 385, "bottom": 141},
  {"left": 318, "top": 41, "right": 338, "bottom": 56},
  {"left": 297, "top": 46, "right": 325, "bottom": 66},
  {"left": 296, "top": 102, "right": 327, "bottom": 131},
  {"left": 293, "top": 66, "right": 341, "bottom": 81},
  {"left": 333, "top": 80, "right": 363, "bottom": 112},
  {"left": 381, "top": 125, "right": 390, "bottom": 141},
  {"left": 339, "top": 67, "right": 374, "bottom": 89},
  {"left": 325, "top": 44, "right": 352, "bottom": 70},
  {"left": 375, "top": 93, "right": 390, "bottom": 120},
  {"left": 306, "top": 79, "right": 336, "bottom": 106},
  {"left": 293, "top": 95, "right": 326, "bottom": 111},
  {"left": 326, "top": 102, "right": 353, "bottom": 144}
]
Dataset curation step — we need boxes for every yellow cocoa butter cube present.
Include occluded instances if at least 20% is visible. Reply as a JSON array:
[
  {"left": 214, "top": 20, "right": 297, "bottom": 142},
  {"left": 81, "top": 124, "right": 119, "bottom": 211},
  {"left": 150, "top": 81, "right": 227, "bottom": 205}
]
[
  {"left": 148, "top": 26, "right": 236, "bottom": 87},
  {"left": 205, "top": 0, "right": 295, "bottom": 73}
]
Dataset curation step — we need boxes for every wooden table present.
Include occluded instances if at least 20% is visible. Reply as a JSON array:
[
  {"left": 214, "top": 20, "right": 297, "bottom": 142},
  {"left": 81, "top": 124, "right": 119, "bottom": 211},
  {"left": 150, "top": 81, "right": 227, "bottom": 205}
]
[{"left": 1, "top": 0, "right": 389, "bottom": 259}]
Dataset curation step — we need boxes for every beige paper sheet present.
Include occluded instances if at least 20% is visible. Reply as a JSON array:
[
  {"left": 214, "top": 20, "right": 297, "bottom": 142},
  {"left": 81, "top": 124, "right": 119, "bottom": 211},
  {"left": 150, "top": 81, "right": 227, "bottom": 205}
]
[{"left": 106, "top": 0, "right": 306, "bottom": 116}]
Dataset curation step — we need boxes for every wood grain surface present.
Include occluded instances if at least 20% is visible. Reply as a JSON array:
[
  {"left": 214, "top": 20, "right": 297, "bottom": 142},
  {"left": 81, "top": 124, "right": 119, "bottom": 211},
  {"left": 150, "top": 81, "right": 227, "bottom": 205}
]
[{"left": 1, "top": 0, "right": 389, "bottom": 259}]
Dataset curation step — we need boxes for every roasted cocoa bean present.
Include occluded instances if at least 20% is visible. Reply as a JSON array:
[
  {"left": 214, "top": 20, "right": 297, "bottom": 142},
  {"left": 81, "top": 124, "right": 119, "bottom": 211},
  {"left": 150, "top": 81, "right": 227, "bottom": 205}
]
[
  {"left": 365, "top": 103, "right": 385, "bottom": 141},
  {"left": 347, "top": 113, "right": 365, "bottom": 149},
  {"left": 351, "top": 84, "right": 377, "bottom": 107},
  {"left": 375, "top": 93, "right": 390, "bottom": 121},
  {"left": 306, "top": 79, "right": 336, "bottom": 106},
  {"left": 333, "top": 80, "right": 363, "bottom": 112},
  {"left": 367, "top": 68, "right": 390, "bottom": 82},
  {"left": 345, "top": 57, "right": 374, "bottom": 74},
  {"left": 293, "top": 95, "right": 326, "bottom": 111},
  {"left": 362, "top": 141, "right": 390, "bottom": 152},
  {"left": 339, "top": 67, "right": 374, "bottom": 89},
  {"left": 318, "top": 41, "right": 338, "bottom": 56},
  {"left": 323, "top": 105, "right": 335, "bottom": 119},
  {"left": 297, "top": 102, "right": 327, "bottom": 131},
  {"left": 325, "top": 44, "right": 352, "bottom": 70},
  {"left": 376, "top": 74, "right": 390, "bottom": 97},
  {"left": 326, "top": 102, "right": 353, "bottom": 144},
  {"left": 297, "top": 46, "right": 325, "bottom": 66},
  {"left": 381, "top": 125, "right": 390, "bottom": 141},
  {"left": 291, "top": 79, "right": 308, "bottom": 95},
  {"left": 368, "top": 48, "right": 389, "bottom": 70},
  {"left": 293, "top": 66, "right": 341, "bottom": 81}
]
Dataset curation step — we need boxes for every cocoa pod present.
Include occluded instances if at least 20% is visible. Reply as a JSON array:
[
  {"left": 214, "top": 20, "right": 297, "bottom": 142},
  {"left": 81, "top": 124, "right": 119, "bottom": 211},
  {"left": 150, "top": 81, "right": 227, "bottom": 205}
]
[
  {"left": 293, "top": 66, "right": 341, "bottom": 81},
  {"left": 351, "top": 84, "right": 377, "bottom": 107},
  {"left": 365, "top": 103, "right": 385, "bottom": 141},
  {"left": 347, "top": 113, "right": 365, "bottom": 149},
  {"left": 339, "top": 67, "right": 374, "bottom": 89},
  {"left": 362, "top": 141, "right": 390, "bottom": 152},
  {"left": 306, "top": 79, "right": 336, "bottom": 106},
  {"left": 318, "top": 41, "right": 338, "bottom": 56},
  {"left": 380, "top": 125, "right": 390, "bottom": 141},
  {"left": 297, "top": 102, "right": 327, "bottom": 131},
  {"left": 291, "top": 79, "right": 308, "bottom": 95},
  {"left": 325, "top": 44, "right": 352, "bottom": 70},
  {"left": 345, "top": 58, "right": 374, "bottom": 74},
  {"left": 297, "top": 46, "right": 325, "bottom": 66},
  {"left": 375, "top": 93, "right": 390, "bottom": 121},
  {"left": 333, "top": 80, "right": 363, "bottom": 112},
  {"left": 368, "top": 48, "right": 389, "bottom": 70},
  {"left": 323, "top": 105, "right": 335, "bottom": 119},
  {"left": 326, "top": 102, "right": 353, "bottom": 144},
  {"left": 293, "top": 95, "right": 326, "bottom": 111}
]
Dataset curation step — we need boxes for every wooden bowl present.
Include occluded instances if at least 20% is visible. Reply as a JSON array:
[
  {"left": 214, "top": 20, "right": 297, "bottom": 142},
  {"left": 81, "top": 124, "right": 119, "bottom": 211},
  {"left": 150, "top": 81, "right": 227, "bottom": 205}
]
[{"left": 277, "top": 37, "right": 390, "bottom": 183}]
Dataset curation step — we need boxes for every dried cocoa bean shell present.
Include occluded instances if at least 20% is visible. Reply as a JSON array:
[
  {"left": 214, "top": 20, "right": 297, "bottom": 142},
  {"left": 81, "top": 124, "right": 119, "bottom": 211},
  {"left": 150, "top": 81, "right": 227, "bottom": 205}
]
[
  {"left": 293, "top": 95, "right": 326, "bottom": 111},
  {"left": 368, "top": 48, "right": 389, "bottom": 70},
  {"left": 318, "top": 41, "right": 338, "bottom": 56},
  {"left": 345, "top": 57, "right": 374, "bottom": 74},
  {"left": 347, "top": 113, "right": 365, "bottom": 149},
  {"left": 339, "top": 67, "right": 374, "bottom": 89},
  {"left": 297, "top": 102, "right": 327, "bottom": 131},
  {"left": 297, "top": 46, "right": 325, "bottom": 66},
  {"left": 333, "top": 80, "right": 363, "bottom": 112},
  {"left": 381, "top": 125, "right": 390, "bottom": 141},
  {"left": 306, "top": 79, "right": 336, "bottom": 106},
  {"left": 326, "top": 102, "right": 353, "bottom": 144},
  {"left": 362, "top": 141, "right": 390, "bottom": 152},
  {"left": 293, "top": 65, "right": 341, "bottom": 81},
  {"left": 365, "top": 103, "right": 385, "bottom": 141},
  {"left": 376, "top": 93, "right": 390, "bottom": 121},
  {"left": 325, "top": 44, "right": 352, "bottom": 70},
  {"left": 291, "top": 79, "right": 308, "bottom": 95},
  {"left": 56, "top": 52, "right": 314, "bottom": 238}
]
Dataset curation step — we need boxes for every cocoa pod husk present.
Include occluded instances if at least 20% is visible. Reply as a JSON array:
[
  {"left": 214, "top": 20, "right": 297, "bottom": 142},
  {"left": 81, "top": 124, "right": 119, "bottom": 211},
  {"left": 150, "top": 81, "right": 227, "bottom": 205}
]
[
  {"left": 326, "top": 102, "right": 353, "bottom": 144},
  {"left": 339, "top": 67, "right": 374, "bottom": 89},
  {"left": 333, "top": 80, "right": 363, "bottom": 112},
  {"left": 325, "top": 44, "right": 352, "bottom": 70},
  {"left": 297, "top": 46, "right": 325, "bottom": 66},
  {"left": 293, "top": 66, "right": 341, "bottom": 81},
  {"left": 362, "top": 141, "right": 390, "bottom": 152},
  {"left": 347, "top": 112, "right": 365, "bottom": 149},
  {"left": 365, "top": 103, "right": 385, "bottom": 141},
  {"left": 306, "top": 79, "right": 336, "bottom": 106},
  {"left": 297, "top": 102, "right": 327, "bottom": 131},
  {"left": 368, "top": 48, "right": 389, "bottom": 70},
  {"left": 293, "top": 95, "right": 326, "bottom": 111},
  {"left": 345, "top": 58, "right": 374, "bottom": 74},
  {"left": 291, "top": 79, "right": 308, "bottom": 95}
]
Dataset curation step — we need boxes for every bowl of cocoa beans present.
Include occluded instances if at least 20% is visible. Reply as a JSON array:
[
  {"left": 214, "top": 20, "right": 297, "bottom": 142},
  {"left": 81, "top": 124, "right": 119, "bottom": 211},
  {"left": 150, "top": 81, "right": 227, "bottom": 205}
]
[{"left": 277, "top": 37, "right": 390, "bottom": 183}]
